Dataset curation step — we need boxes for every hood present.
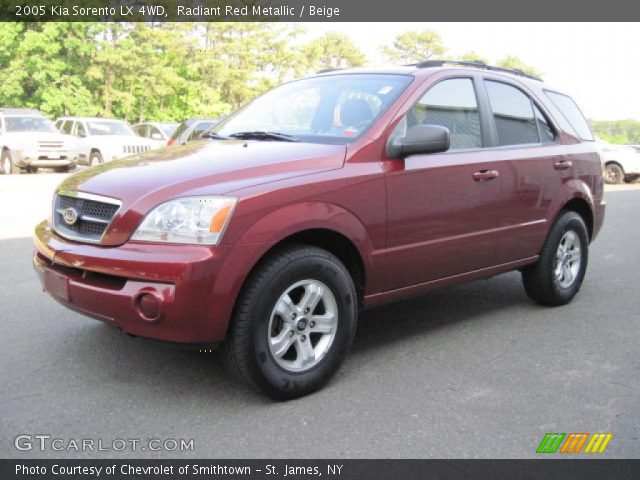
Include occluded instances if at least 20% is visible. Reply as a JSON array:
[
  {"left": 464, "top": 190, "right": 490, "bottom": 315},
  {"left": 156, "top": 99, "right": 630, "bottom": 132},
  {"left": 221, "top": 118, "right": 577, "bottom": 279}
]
[
  {"left": 3, "top": 131, "right": 68, "bottom": 147},
  {"left": 57, "top": 140, "right": 346, "bottom": 245}
]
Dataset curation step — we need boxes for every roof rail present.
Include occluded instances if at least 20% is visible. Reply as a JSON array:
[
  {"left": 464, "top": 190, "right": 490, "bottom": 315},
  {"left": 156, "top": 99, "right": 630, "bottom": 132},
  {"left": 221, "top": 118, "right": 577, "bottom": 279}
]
[
  {"left": 412, "top": 59, "right": 542, "bottom": 81},
  {"left": 315, "top": 68, "right": 344, "bottom": 74}
]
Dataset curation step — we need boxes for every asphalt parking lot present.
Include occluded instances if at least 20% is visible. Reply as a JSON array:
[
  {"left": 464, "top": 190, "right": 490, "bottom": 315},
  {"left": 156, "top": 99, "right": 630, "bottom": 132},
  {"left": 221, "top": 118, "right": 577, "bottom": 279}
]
[{"left": 0, "top": 174, "right": 638, "bottom": 459}]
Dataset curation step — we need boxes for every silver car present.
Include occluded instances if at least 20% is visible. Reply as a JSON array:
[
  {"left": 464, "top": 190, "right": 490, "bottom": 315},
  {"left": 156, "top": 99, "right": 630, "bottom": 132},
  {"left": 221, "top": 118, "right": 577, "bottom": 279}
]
[
  {"left": 1, "top": 108, "right": 77, "bottom": 174},
  {"left": 55, "top": 117, "right": 157, "bottom": 166}
]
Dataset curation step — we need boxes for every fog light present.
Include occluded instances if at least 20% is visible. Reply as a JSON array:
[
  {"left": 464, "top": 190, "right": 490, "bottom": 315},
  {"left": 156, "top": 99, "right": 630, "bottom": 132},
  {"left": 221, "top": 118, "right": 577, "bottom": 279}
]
[{"left": 133, "top": 291, "right": 163, "bottom": 322}]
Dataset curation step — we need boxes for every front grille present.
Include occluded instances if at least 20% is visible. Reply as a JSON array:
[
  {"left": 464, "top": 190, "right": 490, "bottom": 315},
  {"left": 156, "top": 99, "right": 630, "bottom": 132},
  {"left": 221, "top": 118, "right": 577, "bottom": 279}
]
[
  {"left": 38, "top": 141, "right": 64, "bottom": 149},
  {"left": 52, "top": 191, "right": 121, "bottom": 243},
  {"left": 123, "top": 145, "right": 152, "bottom": 154}
]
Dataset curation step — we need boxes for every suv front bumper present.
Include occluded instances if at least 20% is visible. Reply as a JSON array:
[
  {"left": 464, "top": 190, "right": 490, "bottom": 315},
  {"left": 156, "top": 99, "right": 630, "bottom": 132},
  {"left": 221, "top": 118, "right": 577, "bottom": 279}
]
[
  {"left": 33, "top": 220, "right": 233, "bottom": 343},
  {"left": 14, "top": 149, "right": 76, "bottom": 168}
]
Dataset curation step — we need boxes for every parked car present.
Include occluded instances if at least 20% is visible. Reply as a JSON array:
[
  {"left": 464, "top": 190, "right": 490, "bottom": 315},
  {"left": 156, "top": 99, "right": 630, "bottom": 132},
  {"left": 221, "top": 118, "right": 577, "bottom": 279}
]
[
  {"left": 55, "top": 117, "right": 157, "bottom": 166},
  {"left": 34, "top": 61, "right": 605, "bottom": 399},
  {"left": 1, "top": 108, "right": 77, "bottom": 174},
  {"left": 132, "top": 122, "right": 179, "bottom": 148},
  {"left": 598, "top": 141, "right": 640, "bottom": 184},
  {"left": 168, "top": 118, "right": 220, "bottom": 145}
]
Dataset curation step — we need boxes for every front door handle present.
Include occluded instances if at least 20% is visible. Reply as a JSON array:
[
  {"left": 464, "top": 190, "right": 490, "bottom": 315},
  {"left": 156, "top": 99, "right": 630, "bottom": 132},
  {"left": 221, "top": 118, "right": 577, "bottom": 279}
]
[
  {"left": 553, "top": 160, "right": 573, "bottom": 170},
  {"left": 473, "top": 169, "right": 500, "bottom": 182}
]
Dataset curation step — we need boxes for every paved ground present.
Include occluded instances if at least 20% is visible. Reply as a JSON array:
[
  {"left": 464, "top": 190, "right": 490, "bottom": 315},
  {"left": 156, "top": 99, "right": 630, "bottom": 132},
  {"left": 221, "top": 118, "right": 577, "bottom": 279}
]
[{"left": 0, "top": 175, "right": 639, "bottom": 459}]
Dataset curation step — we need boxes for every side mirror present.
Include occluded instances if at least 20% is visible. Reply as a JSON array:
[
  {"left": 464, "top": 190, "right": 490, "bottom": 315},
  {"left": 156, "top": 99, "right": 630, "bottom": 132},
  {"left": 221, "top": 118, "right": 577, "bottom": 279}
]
[
  {"left": 78, "top": 130, "right": 87, "bottom": 138},
  {"left": 387, "top": 124, "right": 450, "bottom": 158},
  {"left": 151, "top": 132, "right": 163, "bottom": 140}
]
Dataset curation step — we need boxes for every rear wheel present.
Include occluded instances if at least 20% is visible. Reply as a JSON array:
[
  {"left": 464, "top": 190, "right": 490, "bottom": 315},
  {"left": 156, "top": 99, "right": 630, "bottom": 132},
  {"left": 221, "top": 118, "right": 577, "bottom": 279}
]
[
  {"left": 220, "top": 244, "right": 358, "bottom": 400},
  {"left": 604, "top": 162, "right": 625, "bottom": 184},
  {"left": 522, "top": 211, "right": 589, "bottom": 306},
  {"left": 89, "top": 151, "right": 103, "bottom": 166}
]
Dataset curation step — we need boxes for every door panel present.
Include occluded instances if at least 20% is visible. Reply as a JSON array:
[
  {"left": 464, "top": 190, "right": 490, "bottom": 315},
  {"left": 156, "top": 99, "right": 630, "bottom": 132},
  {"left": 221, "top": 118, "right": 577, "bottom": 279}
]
[{"left": 385, "top": 151, "right": 500, "bottom": 290}]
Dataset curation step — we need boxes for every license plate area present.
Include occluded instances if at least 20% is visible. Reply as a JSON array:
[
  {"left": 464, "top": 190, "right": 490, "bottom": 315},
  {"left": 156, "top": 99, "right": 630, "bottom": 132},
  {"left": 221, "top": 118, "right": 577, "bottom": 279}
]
[{"left": 42, "top": 266, "right": 70, "bottom": 301}]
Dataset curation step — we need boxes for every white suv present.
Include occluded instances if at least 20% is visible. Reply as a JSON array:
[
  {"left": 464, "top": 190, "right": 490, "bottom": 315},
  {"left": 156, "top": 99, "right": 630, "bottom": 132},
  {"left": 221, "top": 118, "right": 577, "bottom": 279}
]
[
  {"left": 55, "top": 117, "right": 157, "bottom": 166},
  {"left": 599, "top": 141, "right": 640, "bottom": 184},
  {"left": 1, "top": 108, "right": 77, "bottom": 174}
]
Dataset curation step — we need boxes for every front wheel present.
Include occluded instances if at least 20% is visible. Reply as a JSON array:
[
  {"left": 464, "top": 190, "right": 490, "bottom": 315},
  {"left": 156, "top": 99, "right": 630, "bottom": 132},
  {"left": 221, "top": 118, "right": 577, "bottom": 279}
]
[
  {"left": 604, "top": 163, "right": 625, "bottom": 184},
  {"left": 1, "top": 149, "right": 20, "bottom": 174},
  {"left": 522, "top": 211, "right": 589, "bottom": 306},
  {"left": 220, "top": 244, "right": 358, "bottom": 400}
]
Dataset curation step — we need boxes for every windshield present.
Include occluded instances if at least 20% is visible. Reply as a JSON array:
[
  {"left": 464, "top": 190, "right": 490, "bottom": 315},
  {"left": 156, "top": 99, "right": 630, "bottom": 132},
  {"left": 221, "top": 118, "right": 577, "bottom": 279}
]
[
  {"left": 214, "top": 74, "right": 412, "bottom": 144},
  {"left": 87, "top": 121, "right": 135, "bottom": 136},
  {"left": 5, "top": 116, "right": 57, "bottom": 133},
  {"left": 159, "top": 123, "right": 179, "bottom": 136}
]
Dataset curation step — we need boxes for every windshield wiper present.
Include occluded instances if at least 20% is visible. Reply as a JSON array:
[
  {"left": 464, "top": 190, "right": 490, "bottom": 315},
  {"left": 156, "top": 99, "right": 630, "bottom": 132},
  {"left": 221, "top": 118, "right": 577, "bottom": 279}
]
[
  {"left": 201, "top": 132, "right": 231, "bottom": 140},
  {"left": 228, "top": 131, "right": 299, "bottom": 142}
]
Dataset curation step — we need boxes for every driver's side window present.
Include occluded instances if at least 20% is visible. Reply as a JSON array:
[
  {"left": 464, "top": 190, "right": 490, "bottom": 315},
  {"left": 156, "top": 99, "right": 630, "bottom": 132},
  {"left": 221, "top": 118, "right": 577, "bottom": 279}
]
[{"left": 400, "top": 78, "right": 482, "bottom": 151}]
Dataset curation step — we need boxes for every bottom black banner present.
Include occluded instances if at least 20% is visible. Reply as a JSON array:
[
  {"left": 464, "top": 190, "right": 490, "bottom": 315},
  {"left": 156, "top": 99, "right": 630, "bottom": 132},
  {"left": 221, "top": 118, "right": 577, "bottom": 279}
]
[{"left": 1, "top": 459, "right": 639, "bottom": 480}]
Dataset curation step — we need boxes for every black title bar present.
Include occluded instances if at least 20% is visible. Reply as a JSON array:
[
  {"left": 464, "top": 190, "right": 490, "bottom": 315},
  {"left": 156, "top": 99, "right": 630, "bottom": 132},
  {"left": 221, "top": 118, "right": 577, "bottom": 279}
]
[
  {"left": 2, "top": 459, "right": 640, "bottom": 480},
  {"left": 0, "top": 0, "right": 639, "bottom": 21}
]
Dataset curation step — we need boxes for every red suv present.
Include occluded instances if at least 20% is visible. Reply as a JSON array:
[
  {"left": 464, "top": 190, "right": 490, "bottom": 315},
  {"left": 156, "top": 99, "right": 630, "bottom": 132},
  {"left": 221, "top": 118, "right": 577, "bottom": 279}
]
[{"left": 34, "top": 61, "right": 605, "bottom": 399}]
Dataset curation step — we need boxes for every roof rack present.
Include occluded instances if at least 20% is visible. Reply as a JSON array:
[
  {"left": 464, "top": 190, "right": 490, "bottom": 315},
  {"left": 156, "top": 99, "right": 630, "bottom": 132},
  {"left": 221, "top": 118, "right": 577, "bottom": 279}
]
[
  {"left": 412, "top": 60, "right": 542, "bottom": 81},
  {"left": 315, "top": 68, "right": 344, "bottom": 74}
]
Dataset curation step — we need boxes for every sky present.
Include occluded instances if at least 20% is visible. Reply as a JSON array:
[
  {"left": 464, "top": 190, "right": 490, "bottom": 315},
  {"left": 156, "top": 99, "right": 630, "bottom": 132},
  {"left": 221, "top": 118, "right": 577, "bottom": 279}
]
[{"left": 301, "top": 22, "right": 640, "bottom": 121}]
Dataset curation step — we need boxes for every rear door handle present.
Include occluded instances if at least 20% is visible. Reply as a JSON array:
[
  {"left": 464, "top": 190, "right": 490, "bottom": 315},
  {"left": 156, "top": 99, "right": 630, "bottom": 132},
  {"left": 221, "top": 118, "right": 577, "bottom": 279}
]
[
  {"left": 554, "top": 160, "right": 573, "bottom": 170},
  {"left": 473, "top": 169, "right": 500, "bottom": 182}
]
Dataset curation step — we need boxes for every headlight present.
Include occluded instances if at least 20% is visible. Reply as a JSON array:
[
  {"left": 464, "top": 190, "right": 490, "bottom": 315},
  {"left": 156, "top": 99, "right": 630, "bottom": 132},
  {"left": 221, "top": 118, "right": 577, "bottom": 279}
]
[{"left": 131, "top": 196, "right": 237, "bottom": 245}]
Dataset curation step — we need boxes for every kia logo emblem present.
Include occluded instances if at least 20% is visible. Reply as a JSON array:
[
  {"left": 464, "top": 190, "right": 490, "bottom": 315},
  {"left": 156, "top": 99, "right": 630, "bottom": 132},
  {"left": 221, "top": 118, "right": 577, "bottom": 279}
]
[{"left": 62, "top": 207, "right": 79, "bottom": 225}]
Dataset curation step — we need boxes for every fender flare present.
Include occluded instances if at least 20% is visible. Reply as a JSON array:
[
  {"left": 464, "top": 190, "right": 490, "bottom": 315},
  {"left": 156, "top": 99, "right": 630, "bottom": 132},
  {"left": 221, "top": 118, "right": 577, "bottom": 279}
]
[
  {"left": 207, "top": 201, "right": 376, "bottom": 340},
  {"left": 545, "top": 179, "right": 596, "bottom": 235}
]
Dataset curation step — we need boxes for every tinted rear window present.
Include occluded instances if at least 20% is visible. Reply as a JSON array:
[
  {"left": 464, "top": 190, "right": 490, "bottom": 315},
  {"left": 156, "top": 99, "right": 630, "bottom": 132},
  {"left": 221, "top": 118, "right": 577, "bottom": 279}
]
[{"left": 545, "top": 91, "right": 594, "bottom": 141}]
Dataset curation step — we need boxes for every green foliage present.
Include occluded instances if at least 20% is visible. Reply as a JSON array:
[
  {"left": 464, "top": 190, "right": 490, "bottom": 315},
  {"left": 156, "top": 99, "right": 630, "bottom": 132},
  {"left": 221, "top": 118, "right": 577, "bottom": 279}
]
[
  {"left": 301, "top": 32, "right": 366, "bottom": 71},
  {"left": 496, "top": 55, "right": 541, "bottom": 77},
  {"left": 380, "top": 30, "right": 446, "bottom": 64},
  {"left": 458, "top": 51, "right": 489, "bottom": 64},
  {"left": 0, "top": 22, "right": 365, "bottom": 121},
  {"left": 590, "top": 119, "right": 640, "bottom": 144}
]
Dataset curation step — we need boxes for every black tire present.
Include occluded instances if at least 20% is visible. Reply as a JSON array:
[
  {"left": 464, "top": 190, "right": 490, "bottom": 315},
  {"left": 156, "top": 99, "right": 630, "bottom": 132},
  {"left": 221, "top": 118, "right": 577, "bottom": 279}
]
[
  {"left": 604, "top": 162, "right": 625, "bottom": 184},
  {"left": 220, "top": 244, "right": 358, "bottom": 400},
  {"left": 1, "top": 149, "right": 20, "bottom": 174},
  {"left": 522, "top": 211, "right": 589, "bottom": 306},
  {"left": 89, "top": 151, "right": 103, "bottom": 166}
]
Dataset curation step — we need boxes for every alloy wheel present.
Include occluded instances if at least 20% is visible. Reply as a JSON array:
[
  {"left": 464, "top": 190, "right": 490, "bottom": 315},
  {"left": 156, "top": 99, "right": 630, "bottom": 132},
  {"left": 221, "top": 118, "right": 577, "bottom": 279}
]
[{"left": 268, "top": 279, "right": 338, "bottom": 372}]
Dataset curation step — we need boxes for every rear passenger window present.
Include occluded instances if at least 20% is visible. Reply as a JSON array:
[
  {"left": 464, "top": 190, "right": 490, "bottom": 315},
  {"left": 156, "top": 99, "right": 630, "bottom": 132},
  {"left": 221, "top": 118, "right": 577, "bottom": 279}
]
[
  {"left": 408, "top": 78, "right": 482, "bottom": 150},
  {"left": 485, "top": 81, "right": 538, "bottom": 146},
  {"left": 545, "top": 90, "right": 594, "bottom": 141}
]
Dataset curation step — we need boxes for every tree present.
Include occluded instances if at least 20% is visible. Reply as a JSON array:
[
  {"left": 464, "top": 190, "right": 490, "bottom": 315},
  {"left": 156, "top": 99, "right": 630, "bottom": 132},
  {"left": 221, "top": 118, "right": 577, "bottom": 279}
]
[
  {"left": 458, "top": 51, "right": 489, "bottom": 64},
  {"left": 496, "top": 55, "right": 541, "bottom": 77},
  {"left": 302, "top": 32, "right": 366, "bottom": 72},
  {"left": 381, "top": 30, "right": 446, "bottom": 64}
]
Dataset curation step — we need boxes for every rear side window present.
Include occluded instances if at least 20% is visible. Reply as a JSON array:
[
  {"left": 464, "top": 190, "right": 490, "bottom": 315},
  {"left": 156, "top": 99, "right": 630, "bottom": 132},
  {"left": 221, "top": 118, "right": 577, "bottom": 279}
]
[
  {"left": 545, "top": 91, "right": 594, "bottom": 141},
  {"left": 485, "top": 81, "right": 538, "bottom": 146},
  {"left": 408, "top": 78, "right": 482, "bottom": 150}
]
